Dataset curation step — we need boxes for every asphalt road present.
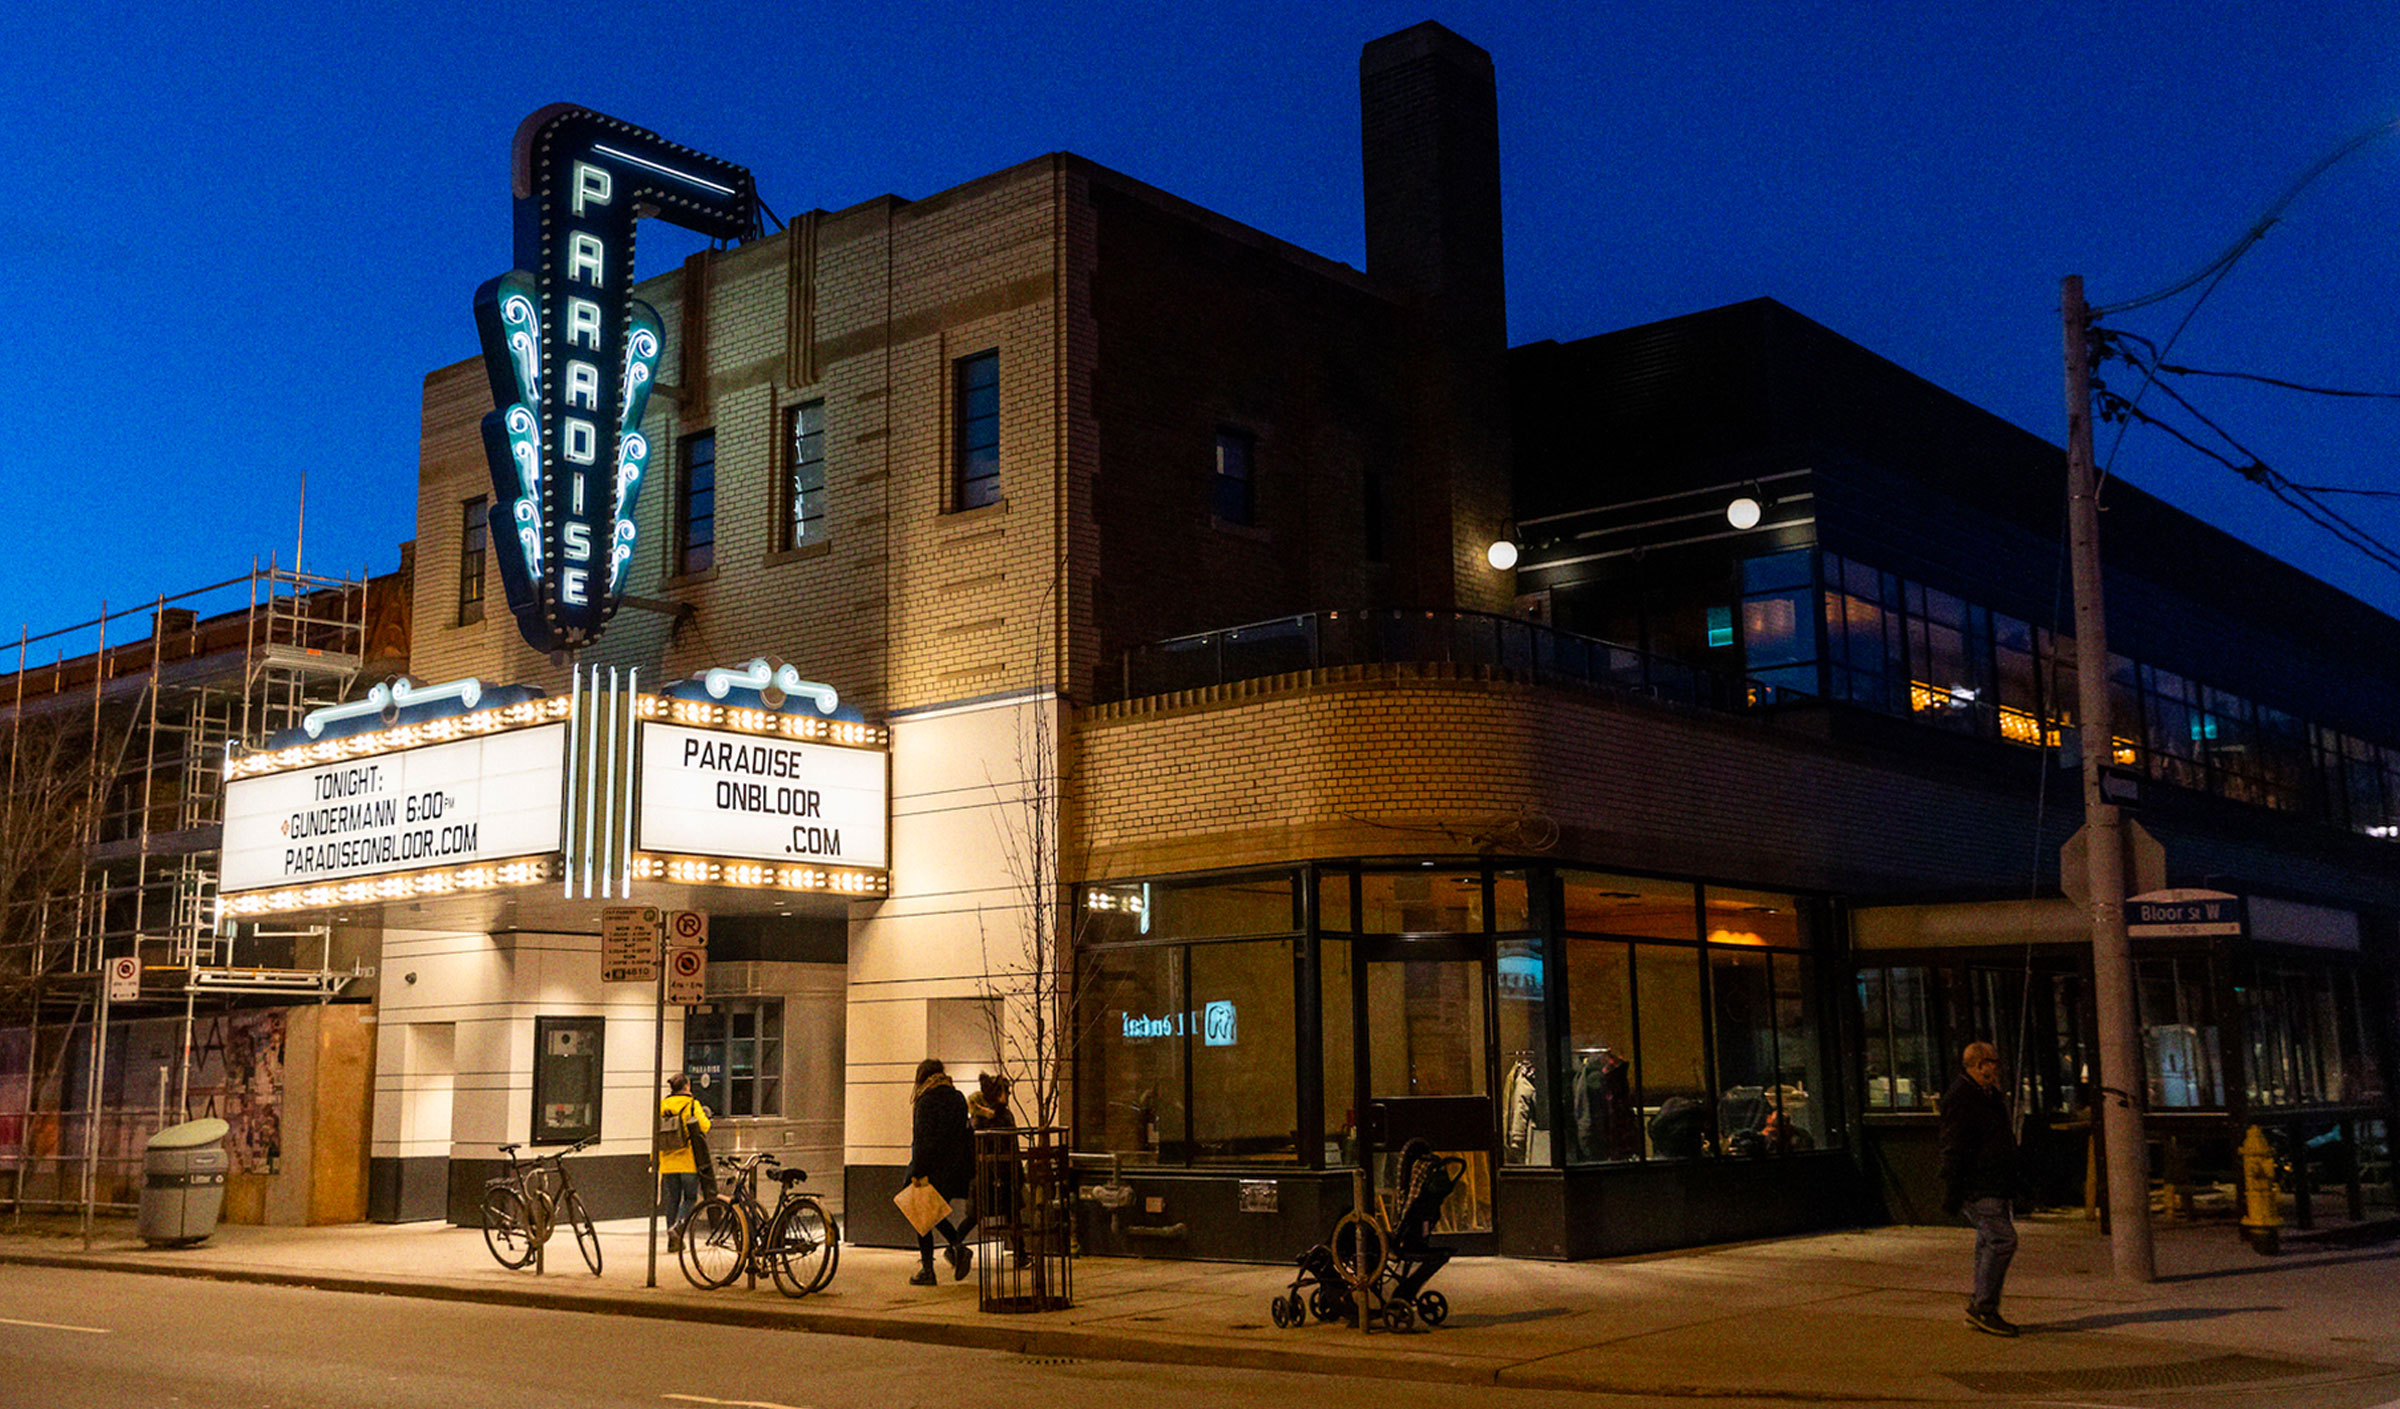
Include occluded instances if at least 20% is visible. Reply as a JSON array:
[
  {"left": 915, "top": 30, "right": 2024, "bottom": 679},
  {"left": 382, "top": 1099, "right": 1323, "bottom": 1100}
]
[{"left": 5, "top": 1264, "right": 2400, "bottom": 1409}]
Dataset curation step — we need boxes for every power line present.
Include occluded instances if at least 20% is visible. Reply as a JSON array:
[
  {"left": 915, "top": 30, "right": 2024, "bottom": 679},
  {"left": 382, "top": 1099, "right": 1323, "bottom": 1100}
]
[
  {"left": 2100, "top": 328, "right": 2400, "bottom": 400},
  {"left": 2094, "top": 381, "right": 2400, "bottom": 579},
  {"left": 2154, "top": 363, "right": 2400, "bottom": 401}
]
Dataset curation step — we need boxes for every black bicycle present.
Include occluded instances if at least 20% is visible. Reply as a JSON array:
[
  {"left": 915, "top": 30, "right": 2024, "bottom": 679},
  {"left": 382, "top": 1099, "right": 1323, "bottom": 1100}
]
[
  {"left": 481, "top": 1134, "right": 602, "bottom": 1275},
  {"left": 677, "top": 1150, "right": 838, "bottom": 1297}
]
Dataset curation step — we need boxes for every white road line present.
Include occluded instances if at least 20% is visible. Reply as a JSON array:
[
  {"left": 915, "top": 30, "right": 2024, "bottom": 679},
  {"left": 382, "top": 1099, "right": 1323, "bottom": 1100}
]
[
  {"left": 0, "top": 1316, "right": 109, "bottom": 1334},
  {"left": 661, "top": 1396, "right": 808, "bottom": 1409}
]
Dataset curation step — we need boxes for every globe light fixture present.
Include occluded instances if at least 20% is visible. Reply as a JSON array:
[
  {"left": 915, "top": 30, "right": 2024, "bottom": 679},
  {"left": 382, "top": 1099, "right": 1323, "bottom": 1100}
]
[
  {"left": 1486, "top": 539, "right": 1520, "bottom": 570},
  {"left": 1726, "top": 496, "right": 1763, "bottom": 531}
]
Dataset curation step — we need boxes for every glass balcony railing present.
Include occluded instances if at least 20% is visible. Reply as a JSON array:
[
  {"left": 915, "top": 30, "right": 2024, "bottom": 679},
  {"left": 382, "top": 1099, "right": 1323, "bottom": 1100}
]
[{"left": 1109, "top": 609, "right": 1808, "bottom": 714}]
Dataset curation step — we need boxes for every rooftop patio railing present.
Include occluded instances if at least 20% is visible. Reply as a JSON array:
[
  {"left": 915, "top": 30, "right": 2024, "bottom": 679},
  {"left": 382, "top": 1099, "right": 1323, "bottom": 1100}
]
[{"left": 1109, "top": 608, "right": 1806, "bottom": 713}]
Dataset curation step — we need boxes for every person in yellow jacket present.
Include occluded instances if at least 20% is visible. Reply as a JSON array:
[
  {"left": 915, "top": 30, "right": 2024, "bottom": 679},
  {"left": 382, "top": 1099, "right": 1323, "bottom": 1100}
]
[{"left": 659, "top": 1072, "right": 712, "bottom": 1251}]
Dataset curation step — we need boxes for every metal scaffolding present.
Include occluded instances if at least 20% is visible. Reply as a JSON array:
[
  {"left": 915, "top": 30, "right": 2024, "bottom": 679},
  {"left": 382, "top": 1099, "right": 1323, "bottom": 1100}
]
[{"left": 1, "top": 561, "right": 376, "bottom": 1220}]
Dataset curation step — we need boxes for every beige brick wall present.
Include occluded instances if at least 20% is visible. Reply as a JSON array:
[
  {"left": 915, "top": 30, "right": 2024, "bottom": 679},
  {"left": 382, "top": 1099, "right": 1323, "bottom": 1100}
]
[
  {"left": 414, "top": 157, "right": 1084, "bottom": 715},
  {"left": 1072, "top": 664, "right": 2054, "bottom": 896}
]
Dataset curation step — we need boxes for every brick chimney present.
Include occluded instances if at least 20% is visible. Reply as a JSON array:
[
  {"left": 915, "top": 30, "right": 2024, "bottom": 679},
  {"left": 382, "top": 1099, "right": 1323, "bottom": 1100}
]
[
  {"left": 1361, "top": 21, "right": 1507, "bottom": 355},
  {"left": 1360, "top": 21, "right": 1512, "bottom": 613}
]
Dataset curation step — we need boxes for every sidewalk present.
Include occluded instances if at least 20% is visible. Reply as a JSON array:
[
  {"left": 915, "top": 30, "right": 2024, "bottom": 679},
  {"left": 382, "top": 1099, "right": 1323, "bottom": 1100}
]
[{"left": 3, "top": 1212, "right": 2396, "bottom": 1401}]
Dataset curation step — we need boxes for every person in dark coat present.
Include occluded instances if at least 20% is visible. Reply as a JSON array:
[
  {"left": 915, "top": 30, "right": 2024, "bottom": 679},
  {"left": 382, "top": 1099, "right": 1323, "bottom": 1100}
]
[
  {"left": 1939, "top": 1041, "right": 2021, "bottom": 1337},
  {"left": 969, "top": 1073, "right": 1023, "bottom": 1267},
  {"left": 906, "top": 1057, "right": 977, "bottom": 1285}
]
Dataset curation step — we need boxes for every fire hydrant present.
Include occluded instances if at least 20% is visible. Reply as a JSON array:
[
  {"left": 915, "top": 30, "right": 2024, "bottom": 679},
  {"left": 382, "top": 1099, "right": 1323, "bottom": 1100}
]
[{"left": 2239, "top": 1125, "right": 2282, "bottom": 1255}]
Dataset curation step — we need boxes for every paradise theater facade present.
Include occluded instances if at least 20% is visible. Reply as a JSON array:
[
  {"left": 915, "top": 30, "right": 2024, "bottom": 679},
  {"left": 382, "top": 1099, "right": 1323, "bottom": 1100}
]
[{"left": 218, "top": 667, "right": 889, "bottom": 1221}]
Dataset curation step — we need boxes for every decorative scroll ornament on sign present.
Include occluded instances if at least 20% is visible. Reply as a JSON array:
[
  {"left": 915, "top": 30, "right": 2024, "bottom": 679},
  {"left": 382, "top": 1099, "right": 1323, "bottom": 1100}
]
[{"left": 472, "top": 105, "right": 760, "bottom": 655}]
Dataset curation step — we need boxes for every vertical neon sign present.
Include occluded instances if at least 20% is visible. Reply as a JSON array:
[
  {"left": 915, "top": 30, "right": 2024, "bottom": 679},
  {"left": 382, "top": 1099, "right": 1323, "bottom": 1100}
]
[{"left": 473, "top": 105, "right": 758, "bottom": 654}]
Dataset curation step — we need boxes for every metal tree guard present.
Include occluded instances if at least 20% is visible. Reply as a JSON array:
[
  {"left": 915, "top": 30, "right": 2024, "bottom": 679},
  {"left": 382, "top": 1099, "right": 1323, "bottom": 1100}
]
[{"left": 974, "top": 1125, "right": 1072, "bottom": 1312}]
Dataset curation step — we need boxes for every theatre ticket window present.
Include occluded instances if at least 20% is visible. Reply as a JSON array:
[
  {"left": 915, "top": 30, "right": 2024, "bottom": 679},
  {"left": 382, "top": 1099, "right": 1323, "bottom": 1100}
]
[
  {"left": 1860, "top": 965, "right": 1937, "bottom": 1110},
  {"left": 1080, "top": 945, "right": 1188, "bottom": 1161},
  {"left": 532, "top": 1016, "right": 603, "bottom": 1145},
  {"left": 1189, "top": 940, "right": 1298, "bottom": 1164},
  {"left": 685, "top": 998, "right": 784, "bottom": 1118}
]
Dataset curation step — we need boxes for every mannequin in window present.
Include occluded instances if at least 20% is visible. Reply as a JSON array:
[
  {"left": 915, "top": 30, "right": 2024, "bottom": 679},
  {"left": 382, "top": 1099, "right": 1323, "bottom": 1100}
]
[
  {"left": 1503, "top": 1054, "right": 1539, "bottom": 1162},
  {"left": 1574, "top": 1048, "right": 1637, "bottom": 1161}
]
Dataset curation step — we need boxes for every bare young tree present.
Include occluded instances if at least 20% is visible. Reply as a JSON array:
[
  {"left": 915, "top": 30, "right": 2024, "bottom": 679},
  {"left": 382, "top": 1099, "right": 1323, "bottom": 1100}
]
[{"left": 976, "top": 690, "right": 1095, "bottom": 1131}]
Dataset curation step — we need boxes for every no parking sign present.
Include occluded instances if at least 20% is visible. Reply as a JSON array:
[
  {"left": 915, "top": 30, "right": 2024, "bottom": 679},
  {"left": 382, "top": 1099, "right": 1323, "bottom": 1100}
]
[{"left": 667, "top": 944, "right": 706, "bottom": 1006}]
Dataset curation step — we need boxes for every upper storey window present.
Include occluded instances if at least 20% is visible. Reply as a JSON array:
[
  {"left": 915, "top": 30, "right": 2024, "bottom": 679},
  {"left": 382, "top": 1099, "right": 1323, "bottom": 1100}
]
[{"left": 955, "top": 351, "right": 1000, "bottom": 510}]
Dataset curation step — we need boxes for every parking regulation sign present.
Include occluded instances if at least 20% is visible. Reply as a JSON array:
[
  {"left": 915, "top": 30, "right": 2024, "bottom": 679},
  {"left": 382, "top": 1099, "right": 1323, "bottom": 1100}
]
[
  {"left": 667, "top": 945, "right": 706, "bottom": 1006},
  {"left": 107, "top": 955, "right": 141, "bottom": 1002}
]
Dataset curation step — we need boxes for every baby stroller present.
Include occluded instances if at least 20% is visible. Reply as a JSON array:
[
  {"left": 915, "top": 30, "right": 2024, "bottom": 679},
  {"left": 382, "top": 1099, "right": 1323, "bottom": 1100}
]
[{"left": 1268, "top": 1138, "right": 1462, "bottom": 1331}]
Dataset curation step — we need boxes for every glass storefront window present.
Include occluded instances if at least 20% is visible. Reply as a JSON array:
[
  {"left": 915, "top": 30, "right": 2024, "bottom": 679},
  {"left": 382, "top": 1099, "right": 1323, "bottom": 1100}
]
[
  {"left": 1859, "top": 965, "right": 1936, "bottom": 1111},
  {"left": 1322, "top": 938, "right": 1355, "bottom": 1165},
  {"left": 2135, "top": 956, "right": 2222, "bottom": 1109},
  {"left": 1189, "top": 940, "right": 1298, "bottom": 1163},
  {"left": 1149, "top": 873, "right": 1298, "bottom": 939},
  {"left": 1636, "top": 945, "right": 1708, "bottom": 1157},
  {"left": 2246, "top": 963, "right": 2379, "bottom": 1108},
  {"left": 1560, "top": 871, "right": 1695, "bottom": 939},
  {"left": 1703, "top": 887, "right": 1801, "bottom": 947},
  {"left": 1773, "top": 952, "right": 1826, "bottom": 1149},
  {"left": 1564, "top": 939, "right": 1639, "bottom": 1161},
  {"left": 1318, "top": 870, "right": 1354, "bottom": 935},
  {"left": 1082, "top": 873, "right": 1298, "bottom": 944},
  {"left": 1365, "top": 958, "right": 1489, "bottom": 1099},
  {"left": 1359, "top": 871, "right": 1486, "bottom": 934},
  {"left": 1492, "top": 871, "right": 1531, "bottom": 933},
  {"left": 1078, "top": 944, "right": 1188, "bottom": 1162},
  {"left": 1712, "top": 948, "right": 1777, "bottom": 1154},
  {"left": 1497, "top": 937, "right": 1551, "bottom": 1166}
]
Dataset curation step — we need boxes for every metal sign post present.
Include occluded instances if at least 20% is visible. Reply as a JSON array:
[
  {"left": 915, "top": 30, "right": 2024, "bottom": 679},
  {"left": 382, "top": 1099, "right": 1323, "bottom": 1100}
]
[
  {"left": 82, "top": 965, "right": 113, "bottom": 1251},
  {"left": 650, "top": 909, "right": 705, "bottom": 1287},
  {"left": 604, "top": 905, "right": 662, "bottom": 1287}
]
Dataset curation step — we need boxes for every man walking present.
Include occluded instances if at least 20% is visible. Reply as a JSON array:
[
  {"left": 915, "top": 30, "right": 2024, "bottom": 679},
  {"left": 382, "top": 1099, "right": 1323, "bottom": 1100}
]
[{"left": 1940, "top": 1040, "right": 2020, "bottom": 1337}]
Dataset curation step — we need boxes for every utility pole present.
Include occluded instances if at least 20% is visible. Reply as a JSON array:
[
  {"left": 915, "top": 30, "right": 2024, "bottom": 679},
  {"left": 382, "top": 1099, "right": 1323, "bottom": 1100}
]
[{"left": 2061, "top": 274, "right": 2155, "bottom": 1282}]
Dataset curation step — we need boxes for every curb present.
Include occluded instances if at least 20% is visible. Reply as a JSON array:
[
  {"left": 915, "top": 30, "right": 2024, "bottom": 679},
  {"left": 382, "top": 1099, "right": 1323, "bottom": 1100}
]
[
  {"left": 0, "top": 1250, "right": 1529, "bottom": 1392},
  {"left": 0, "top": 1246, "right": 1954, "bottom": 1402}
]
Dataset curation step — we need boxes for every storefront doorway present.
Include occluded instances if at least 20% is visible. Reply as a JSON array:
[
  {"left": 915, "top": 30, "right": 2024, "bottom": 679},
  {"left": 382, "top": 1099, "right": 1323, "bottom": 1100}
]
[{"left": 1362, "top": 940, "right": 1497, "bottom": 1252}]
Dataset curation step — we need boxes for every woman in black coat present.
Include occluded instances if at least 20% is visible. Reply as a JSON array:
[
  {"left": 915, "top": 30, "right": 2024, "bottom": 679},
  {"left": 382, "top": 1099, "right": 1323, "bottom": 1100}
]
[{"left": 906, "top": 1057, "right": 977, "bottom": 1285}]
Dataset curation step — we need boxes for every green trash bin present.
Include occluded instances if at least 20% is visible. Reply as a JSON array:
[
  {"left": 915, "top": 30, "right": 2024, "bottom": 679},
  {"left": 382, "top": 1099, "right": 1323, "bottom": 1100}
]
[{"left": 140, "top": 1117, "right": 230, "bottom": 1247}]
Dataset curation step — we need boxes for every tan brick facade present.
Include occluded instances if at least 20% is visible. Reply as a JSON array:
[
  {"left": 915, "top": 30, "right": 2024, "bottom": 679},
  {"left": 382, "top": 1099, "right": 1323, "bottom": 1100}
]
[
  {"left": 1074, "top": 662, "right": 2051, "bottom": 894},
  {"left": 401, "top": 134, "right": 1510, "bottom": 1216}
]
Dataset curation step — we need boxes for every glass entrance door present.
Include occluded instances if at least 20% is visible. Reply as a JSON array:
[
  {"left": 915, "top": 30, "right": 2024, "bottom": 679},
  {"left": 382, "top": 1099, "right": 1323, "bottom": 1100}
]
[{"left": 1363, "top": 951, "right": 1496, "bottom": 1243}]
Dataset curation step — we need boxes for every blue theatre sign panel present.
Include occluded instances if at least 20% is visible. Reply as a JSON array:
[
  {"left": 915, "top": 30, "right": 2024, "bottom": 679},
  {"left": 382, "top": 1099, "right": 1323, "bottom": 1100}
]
[{"left": 475, "top": 106, "right": 758, "bottom": 654}]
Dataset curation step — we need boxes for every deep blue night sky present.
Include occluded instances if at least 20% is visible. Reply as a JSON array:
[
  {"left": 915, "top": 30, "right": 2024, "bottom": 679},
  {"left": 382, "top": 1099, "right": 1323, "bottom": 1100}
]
[{"left": 4, "top": 2, "right": 2395, "bottom": 653}]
